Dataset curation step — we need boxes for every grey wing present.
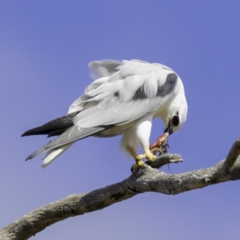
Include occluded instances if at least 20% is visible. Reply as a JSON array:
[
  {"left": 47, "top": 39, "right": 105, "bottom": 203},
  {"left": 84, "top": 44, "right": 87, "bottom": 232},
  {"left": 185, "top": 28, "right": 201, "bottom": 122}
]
[
  {"left": 88, "top": 60, "right": 122, "bottom": 80},
  {"left": 73, "top": 60, "right": 179, "bottom": 128},
  {"left": 68, "top": 60, "right": 121, "bottom": 113},
  {"left": 30, "top": 60, "right": 178, "bottom": 157}
]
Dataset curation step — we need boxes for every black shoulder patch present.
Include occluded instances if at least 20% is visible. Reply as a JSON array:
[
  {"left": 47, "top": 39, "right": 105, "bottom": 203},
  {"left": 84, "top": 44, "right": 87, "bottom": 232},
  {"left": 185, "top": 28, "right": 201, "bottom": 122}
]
[
  {"left": 114, "top": 91, "right": 119, "bottom": 97},
  {"left": 157, "top": 73, "right": 178, "bottom": 97},
  {"left": 132, "top": 86, "right": 148, "bottom": 100}
]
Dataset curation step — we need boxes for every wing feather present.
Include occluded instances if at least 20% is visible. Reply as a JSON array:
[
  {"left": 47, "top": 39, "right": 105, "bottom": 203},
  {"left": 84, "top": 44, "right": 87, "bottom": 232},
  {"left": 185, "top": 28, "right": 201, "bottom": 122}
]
[
  {"left": 71, "top": 60, "right": 178, "bottom": 129},
  {"left": 88, "top": 60, "right": 121, "bottom": 80},
  {"left": 26, "top": 125, "right": 105, "bottom": 160},
  {"left": 43, "top": 60, "right": 178, "bottom": 154}
]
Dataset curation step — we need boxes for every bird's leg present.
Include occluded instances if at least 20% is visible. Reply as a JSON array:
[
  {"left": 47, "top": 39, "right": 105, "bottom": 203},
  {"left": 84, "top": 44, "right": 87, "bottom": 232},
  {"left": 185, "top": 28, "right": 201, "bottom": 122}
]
[
  {"left": 134, "top": 118, "right": 157, "bottom": 162},
  {"left": 136, "top": 148, "right": 157, "bottom": 161},
  {"left": 129, "top": 116, "right": 156, "bottom": 170},
  {"left": 135, "top": 139, "right": 157, "bottom": 162},
  {"left": 133, "top": 133, "right": 169, "bottom": 163},
  {"left": 126, "top": 145, "right": 144, "bottom": 170},
  {"left": 128, "top": 146, "right": 157, "bottom": 172}
]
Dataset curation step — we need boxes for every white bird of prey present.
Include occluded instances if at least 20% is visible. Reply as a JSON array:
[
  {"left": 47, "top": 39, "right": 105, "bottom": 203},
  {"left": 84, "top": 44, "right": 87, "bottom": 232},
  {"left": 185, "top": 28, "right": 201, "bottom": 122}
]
[{"left": 22, "top": 59, "right": 188, "bottom": 168}]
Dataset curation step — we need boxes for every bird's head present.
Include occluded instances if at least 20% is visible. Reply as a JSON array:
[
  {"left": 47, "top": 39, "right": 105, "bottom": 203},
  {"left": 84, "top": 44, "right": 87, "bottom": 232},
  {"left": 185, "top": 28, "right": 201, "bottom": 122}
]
[{"left": 162, "top": 92, "right": 188, "bottom": 135}]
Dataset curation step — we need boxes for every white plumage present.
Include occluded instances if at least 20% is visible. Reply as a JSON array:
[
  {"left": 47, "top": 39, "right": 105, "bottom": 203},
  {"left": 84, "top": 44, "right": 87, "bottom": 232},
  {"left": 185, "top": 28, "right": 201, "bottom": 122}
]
[{"left": 22, "top": 59, "right": 188, "bottom": 168}]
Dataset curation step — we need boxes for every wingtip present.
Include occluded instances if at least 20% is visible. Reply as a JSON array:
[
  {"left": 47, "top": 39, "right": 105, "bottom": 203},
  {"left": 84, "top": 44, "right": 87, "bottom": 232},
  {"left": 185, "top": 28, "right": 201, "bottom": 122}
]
[
  {"left": 21, "top": 132, "right": 28, "bottom": 137},
  {"left": 25, "top": 148, "right": 44, "bottom": 162},
  {"left": 41, "top": 163, "right": 49, "bottom": 169},
  {"left": 25, "top": 154, "right": 33, "bottom": 161},
  {"left": 21, "top": 129, "right": 35, "bottom": 137}
]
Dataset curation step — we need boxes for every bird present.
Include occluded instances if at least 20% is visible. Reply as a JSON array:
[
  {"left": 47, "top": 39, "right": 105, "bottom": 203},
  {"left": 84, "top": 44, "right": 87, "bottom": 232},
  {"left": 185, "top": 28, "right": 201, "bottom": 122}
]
[{"left": 22, "top": 59, "right": 188, "bottom": 168}]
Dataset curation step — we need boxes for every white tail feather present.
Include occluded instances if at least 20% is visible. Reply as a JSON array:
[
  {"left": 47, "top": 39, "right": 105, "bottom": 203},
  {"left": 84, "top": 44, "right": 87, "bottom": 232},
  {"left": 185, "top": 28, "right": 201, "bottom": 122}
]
[{"left": 42, "top": 143, "right": 73, "bottom": 168}]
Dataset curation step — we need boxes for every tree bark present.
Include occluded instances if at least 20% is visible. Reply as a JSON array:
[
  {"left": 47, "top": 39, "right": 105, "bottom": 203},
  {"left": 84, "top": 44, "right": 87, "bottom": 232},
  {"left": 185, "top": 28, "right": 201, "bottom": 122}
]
[{"left": 1, "top": 138, "right": 240, "bottom": 240}]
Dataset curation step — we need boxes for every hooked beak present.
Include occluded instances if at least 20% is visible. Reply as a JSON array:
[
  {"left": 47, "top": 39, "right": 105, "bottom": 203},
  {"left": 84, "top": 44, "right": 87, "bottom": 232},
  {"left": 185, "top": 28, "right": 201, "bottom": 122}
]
[{"left": 164, "top": 120, "right": 173, "bottom": 135}]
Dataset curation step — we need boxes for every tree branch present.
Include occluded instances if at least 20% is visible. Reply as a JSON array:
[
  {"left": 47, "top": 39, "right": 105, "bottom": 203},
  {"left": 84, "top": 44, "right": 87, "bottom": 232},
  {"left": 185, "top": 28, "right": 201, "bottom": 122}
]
[{"left": 1, "top": 138, "right": 240, "bottom": 240}]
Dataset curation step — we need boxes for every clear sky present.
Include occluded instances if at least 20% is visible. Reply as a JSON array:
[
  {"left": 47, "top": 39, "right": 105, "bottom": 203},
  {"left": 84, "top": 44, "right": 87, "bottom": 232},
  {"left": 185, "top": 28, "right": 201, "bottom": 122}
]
[{"left": 1, "top": 1, "right": 240, "bottom": 239}]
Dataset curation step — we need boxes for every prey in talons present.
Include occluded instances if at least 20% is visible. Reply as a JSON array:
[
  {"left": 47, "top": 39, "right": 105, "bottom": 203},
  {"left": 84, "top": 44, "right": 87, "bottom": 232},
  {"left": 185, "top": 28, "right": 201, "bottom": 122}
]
[
  {"left": 130, "top": 132, "right": 170, "bottom": 172},
  {"left": 150, "top": 132, "right": 169, "bottom": 156}
]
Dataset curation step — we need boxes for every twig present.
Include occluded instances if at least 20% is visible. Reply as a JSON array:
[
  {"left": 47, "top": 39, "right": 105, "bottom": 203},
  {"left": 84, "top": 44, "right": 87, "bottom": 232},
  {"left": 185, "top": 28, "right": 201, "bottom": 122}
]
[
  {"left": 146, "top": 153, "right": 183, "bottom": 168},
  {"left": 222, "top": 138, "right": 240, "bottom": 173}
]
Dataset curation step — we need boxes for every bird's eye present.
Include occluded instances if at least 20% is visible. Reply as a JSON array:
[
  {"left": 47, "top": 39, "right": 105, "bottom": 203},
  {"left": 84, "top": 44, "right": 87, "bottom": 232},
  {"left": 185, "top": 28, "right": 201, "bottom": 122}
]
[{"left": 172, "top": 115, "right": 179, "bottom": 126}]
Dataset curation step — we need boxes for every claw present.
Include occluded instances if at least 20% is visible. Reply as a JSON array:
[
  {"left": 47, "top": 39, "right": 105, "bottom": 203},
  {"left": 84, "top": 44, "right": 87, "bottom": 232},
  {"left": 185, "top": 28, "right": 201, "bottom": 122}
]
[
  {"left": 131, "top": 164, "right": 138, "bottom": 173},
  {"left": 136, "top": 153, "right": 146, "bottom": 161},
  {"left": 150, "top": 146, "right": 168, "bottom": 156},
  {"left": 151, "top": 148, "right": 162, "bottom": 156},
  {"left": 131, "top": 160, "right": 144, "bottom": 172},
  {"left": 145, "top": 150, "right": 157, "bottom": 161},
  {"left": 136, "top": 150, "right": 157, "bottom": 162}
]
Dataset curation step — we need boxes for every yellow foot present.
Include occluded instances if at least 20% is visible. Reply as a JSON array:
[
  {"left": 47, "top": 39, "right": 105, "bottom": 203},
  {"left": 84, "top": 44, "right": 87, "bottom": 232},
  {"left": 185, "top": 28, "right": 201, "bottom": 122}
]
[
  {"left": 131, "top": 160, "right": 145, "bottom": 172},
  {"left": 136, "top": 150, "right": 157, "bottom": 161},
  {"left": 150, "top": 148, "right": 163, "bottom": 156},
  {"left": 146, "top": 151, "right": 157, "bottom": 161}
]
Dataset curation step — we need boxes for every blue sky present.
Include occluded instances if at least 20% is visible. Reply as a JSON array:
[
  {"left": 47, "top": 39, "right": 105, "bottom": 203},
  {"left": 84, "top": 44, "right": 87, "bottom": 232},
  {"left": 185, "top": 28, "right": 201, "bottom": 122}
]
[{"left": 1, "top": 1, "right": 240, "bottom": 239}]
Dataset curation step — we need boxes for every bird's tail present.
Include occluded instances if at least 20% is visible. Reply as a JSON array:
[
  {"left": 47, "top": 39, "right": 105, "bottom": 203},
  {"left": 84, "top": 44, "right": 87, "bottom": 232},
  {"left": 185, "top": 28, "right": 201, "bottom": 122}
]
[
  {"left": 21, "top": 112, "right": 79, "bottom": 137},
  {"left": 22, "top": 112, "right": 107, "bottom": 167},
  {"left": 41, "top": 143, "right": 73, "bottom": 168}
]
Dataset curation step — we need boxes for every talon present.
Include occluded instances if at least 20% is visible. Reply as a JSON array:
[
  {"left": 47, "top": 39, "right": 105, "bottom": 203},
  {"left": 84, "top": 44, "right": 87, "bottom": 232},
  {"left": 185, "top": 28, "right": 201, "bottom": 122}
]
[
  {"left": 136, "top": 153, "right": 146, "bottom": 161},
  {"left": 145, "top": 150, "right": 157, "bottom": 161},
  {"left": 136, "top": 150, "right": 157, "bottom": 162},
  {"left": 131, "top": 160, "right": 144, "bottom": 172},
  {"left": 131, "top": 164, "right": 138, "bottom": 172},
  {"left": 136, "top": 160, "right": 144, "bottom": 166},
  {"left": 151, "top": 148, "right": 162, "bottom": 155}
]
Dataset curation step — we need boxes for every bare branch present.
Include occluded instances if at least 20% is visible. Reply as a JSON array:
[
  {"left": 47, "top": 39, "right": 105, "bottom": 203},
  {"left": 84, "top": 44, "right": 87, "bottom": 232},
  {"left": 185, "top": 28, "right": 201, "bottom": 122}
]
[
  {"left": 222, "top": 137, "right": 240, "bottom": 172},
  {"left": 145, "top": 153, "right": 183, "bottom": 168},
  {"left": 1, "top": 139, "right": 240, "bottom": 240}
]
